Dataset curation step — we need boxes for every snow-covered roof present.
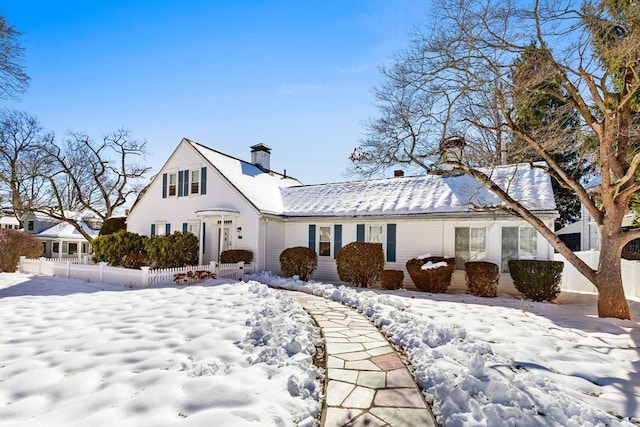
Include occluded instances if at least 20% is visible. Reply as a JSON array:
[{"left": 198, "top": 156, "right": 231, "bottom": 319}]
[
  {"left": 187, "top": 139, "right": 303, "bottom": 214},
  {"left": 183, "top": 139, "right": 555, "bottom": 218},
  {"left": 37, "top": 221, "right": 99, "bottom": 240},
  {"left": 281, "top": 163, "right": 556, "bottom": 217}
]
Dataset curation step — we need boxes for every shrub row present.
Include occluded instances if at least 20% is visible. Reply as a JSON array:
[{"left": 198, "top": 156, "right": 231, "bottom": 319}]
[
  {"left": 0, "top": 229, "right": 43, "bottom": 273},
  {"left": 92, "top": 230, "right": 199, "bottom": 269}
]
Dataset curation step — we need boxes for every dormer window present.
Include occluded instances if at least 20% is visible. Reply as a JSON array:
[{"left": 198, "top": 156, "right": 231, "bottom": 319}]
[{"left": 27, "top": 221, "right": 34, "bottom": 231}]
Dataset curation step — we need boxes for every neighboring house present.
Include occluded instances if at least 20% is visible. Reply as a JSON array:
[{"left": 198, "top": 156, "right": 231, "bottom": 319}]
[
  {"left": 126, "top": 138, "right": 558, "bottom": 286},
  {"left": 22, "top": 211, "right": 101, "bottom": 259},
  {"left": 0, "top": 211, "right": 21, "bottom": 230},
  {"left": 556, "top": 198, "right": 635, "bottom": 252}
]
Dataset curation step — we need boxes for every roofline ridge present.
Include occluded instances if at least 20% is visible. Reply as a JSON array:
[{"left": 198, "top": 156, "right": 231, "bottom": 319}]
[{"left": 185, "top": 138, "right": 301, "bottom": 182}]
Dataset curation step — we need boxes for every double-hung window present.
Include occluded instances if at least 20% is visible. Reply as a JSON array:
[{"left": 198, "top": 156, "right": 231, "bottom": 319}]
[
  {"left": 455, "top": 227, "right": 487, "bottom": 269},
  {"left": 367, "top": 225, "right": 384, "bottom": 244},
  {"left": 318, "top": 226, "right": 331, "bottom": 257},
  {"left": 190, "top": 170, "right": 200, "bottom": 194},
  {"left": 501, "top": 226, "right": 537, "bottom": 272},
  {"left": 168, "top": 173, "right": 177, "bottom": 196}
]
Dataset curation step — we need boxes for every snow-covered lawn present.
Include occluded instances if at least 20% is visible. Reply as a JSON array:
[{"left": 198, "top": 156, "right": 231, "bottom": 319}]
[
  {"left": 1, "top": 272, "right": 639, "bottom": 426},
  {"left": 0, "top": 273, "right": 321, "bottom": 427}
]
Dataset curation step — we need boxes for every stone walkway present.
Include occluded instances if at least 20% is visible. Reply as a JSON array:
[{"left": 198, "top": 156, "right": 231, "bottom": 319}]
[{"left": 283, "top": 291, "right": 437, "bottom": 427}]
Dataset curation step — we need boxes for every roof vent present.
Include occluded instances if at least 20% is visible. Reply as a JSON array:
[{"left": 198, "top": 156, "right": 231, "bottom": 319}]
[{"left": 250, "top": 143, "right": 271, "bottom": 171}]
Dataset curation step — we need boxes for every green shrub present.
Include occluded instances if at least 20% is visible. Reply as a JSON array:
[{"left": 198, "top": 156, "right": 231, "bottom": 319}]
[
  {"left": 220, "top": 249, "right": 254, "bottom": 263},
  {"left": 279, "top": 246, "right": 318, "bottom": 281},
  {"left": 145, "top": 231, "right": 199, "bottom": 269},
  {"left": 92, "top": 230, "right": 147, "bottom": 266},
  {"left": 406, "top": 256, "right": 455, "bottom": 293},
  {"left": 380, "top": 269, "right": 404, "bottom": 290},
  {"left": 336, "top": 242, "right": 385, "bottom": 288},
  {"left": 0, "top": 229, "right": 43, "bottom": 272},
  {"left": 465, "top": 261, "right": 499, "bottom": 297},
  {"left": 99, "top": 217, "right": 127, "bottom": 236},
  {"left": 508, "top": 259, "right": 564, "bottom": 302}
]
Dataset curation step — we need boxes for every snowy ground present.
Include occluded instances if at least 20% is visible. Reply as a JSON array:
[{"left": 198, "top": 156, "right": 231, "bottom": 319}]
[
  {"left": 1, "top": 272, "right": 639, "bottom": 427},
  {"left": 0, "top": 273, "right": 322, "bottom": 427}
]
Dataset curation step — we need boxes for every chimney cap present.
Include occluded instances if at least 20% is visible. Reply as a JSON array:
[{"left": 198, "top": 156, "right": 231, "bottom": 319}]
[{"left": 250, "top": 143, "right": 271, "bottom": 153}]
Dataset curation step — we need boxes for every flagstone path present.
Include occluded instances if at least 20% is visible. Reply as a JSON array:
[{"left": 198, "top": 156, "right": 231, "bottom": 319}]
[{"left": 283, "top": 291, "right": 437, "bottom": 427}]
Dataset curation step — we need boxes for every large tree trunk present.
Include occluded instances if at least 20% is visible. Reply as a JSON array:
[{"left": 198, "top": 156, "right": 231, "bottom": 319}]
[{"left": 593, "top": 231, "right": 630, "bottom": 320}]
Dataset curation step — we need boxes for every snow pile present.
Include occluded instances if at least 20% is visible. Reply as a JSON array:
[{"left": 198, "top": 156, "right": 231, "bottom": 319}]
[
  {"left": 0, "top": 274, "right": 322, "bottom": 427},
  {"left": 251, "top": 272, "right": 639, "bottom": 427},
  {"left": 420, "top": 261, "right": 448, "bottom": 270}
]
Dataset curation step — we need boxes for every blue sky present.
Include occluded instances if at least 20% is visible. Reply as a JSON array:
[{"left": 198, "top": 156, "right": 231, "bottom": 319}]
[{"left": 2, "top": 0, "right": 431, "bottom": 184}]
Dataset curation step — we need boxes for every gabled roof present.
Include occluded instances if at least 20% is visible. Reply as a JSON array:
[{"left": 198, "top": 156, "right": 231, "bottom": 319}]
[
  {"left": 280, "top": 163, "right": 556, "bottom": 217},
  {"left": 186, "top": 139, "right": 302, "bottom": 214}
]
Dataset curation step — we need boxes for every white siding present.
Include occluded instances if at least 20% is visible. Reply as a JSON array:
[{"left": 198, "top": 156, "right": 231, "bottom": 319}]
[
  {"left": 282, "top": 216, "right": 556, "bottom": 287},
  {"left": 126, "top": 142, "right": 262, "bottom": 263},
  {"left": 264, "top": 219, "right": 285, "bottom": 274}
]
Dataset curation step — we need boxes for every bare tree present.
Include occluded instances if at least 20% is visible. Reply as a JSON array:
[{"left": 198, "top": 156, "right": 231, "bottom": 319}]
[
  {"left": 29, "top": 129, "right": 152, "bottom": 242},
  {"left": 0, "top": 109, "right": 54, "bottom": 221},
  {"left": 352, "top": 0, "right": 639, "bottom": 319},
  {"left": 0, "top": 15, "right": 29, "bottom": 99}
]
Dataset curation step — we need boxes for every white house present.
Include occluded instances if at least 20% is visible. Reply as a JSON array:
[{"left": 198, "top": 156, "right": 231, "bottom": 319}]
[
  {"left": 126, "top": 138, "right": 558, "bottom": 287},
  {"left": 0, "top": 211, "right": 20, "bottom": 230},
  {"left": 22, "top": 211, "right": 100, "bottom": 259}
]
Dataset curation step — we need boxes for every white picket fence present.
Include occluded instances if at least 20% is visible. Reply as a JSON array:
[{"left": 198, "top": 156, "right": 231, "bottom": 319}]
[
  {"left": 19, "top": 257, "right": 252, "bottom": 289},
  {"left": 554, "top": 251, "right": 640, "bottom": 298}
]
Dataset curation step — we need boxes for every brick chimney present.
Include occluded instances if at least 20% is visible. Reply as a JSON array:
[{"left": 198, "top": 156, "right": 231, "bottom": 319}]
[
  {"left": 439, "top": 136, "right": 465, "bottom": 170},
  {"left": 250, "top": 143, "right": 271, "bottom": 171}
]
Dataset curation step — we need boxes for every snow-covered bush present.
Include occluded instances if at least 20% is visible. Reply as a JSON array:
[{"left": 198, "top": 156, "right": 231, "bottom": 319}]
[
  {"left": 0, "top": 228, "right": 42, "bottom": 272},
  {"left": 279, "top": 246, "right": 318, "bottom": 281},
  {"left": 336, "top": 242, "right": 384, "bottom": 287},
  {"left": 406, "top": 256, "right": 455, "bottom": 292},
  {"left": 508, "top": 260, "right": 563, "bottom": 302}
]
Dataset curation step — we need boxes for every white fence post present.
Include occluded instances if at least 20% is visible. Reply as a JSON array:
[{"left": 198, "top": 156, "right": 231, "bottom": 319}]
[
  {"left": 19, "top": 256, "right": 25, "bottom": 272},
  {"left": 99, "top": 262, "right": 107, "bottom": 283},
  {"left": 210, "top": 261, "right": 218, "bottom": 277},
  {"left": 66, "top": 260, "right": 71, "bottom": 278},
  {"left": 238, "top": 261, "right": 244, "bottom": 279},
  {"left": 141, "top": 266, "right": 150, "bottom": 288},
  {"left": 38, "top": 257, "right": 45, "bottom": 275}
]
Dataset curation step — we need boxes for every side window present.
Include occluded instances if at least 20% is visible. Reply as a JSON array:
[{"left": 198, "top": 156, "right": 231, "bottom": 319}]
[
  {"left": 367, "top": 225, "right": 384, "bottom": 244},
  {"left": 318, "top": 226, "right": 331, "bottom": 257},
  {"left": 455, "top": 227, "right": 487, "bottom": 269},
  {"left": 501, "top": 226, "right": 537, "bottom": 272},
  {"left": 190, "top": 170, "right": 200, "bottom": 194},
  {"left": 27, "top": 221, "right": 34, "bottom": 231}
]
